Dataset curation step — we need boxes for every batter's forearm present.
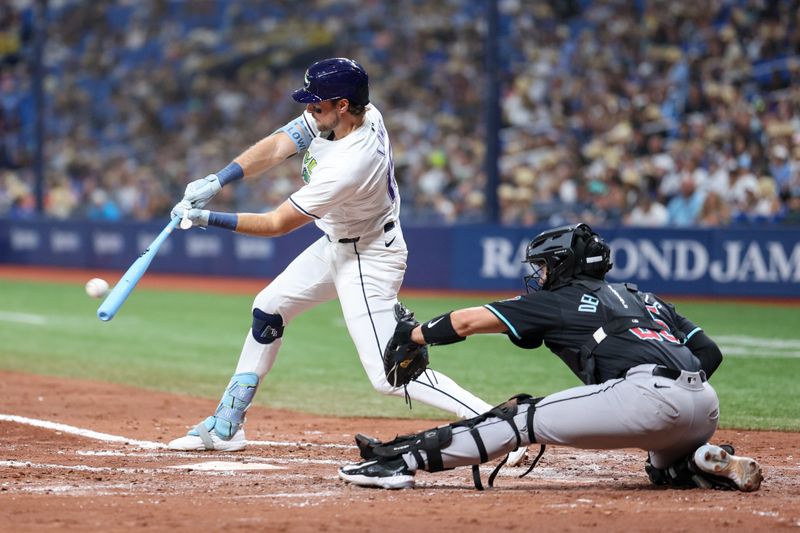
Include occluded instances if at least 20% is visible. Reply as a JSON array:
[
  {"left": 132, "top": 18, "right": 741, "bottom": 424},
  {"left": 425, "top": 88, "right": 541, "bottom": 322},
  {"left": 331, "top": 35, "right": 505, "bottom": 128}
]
[
  {"left": 206, "top": 200, "right": 311, "bottom": 237},
  {"left": 234, "top": 212, "right": 288, "bottom": 237},
  {"left": 234, "top": 133, "right": 297, "bottom": 178}
]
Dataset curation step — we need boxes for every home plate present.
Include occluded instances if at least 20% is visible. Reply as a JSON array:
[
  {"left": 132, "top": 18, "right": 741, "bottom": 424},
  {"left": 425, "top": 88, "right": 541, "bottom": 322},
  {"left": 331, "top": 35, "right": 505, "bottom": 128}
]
[{"left": 169, "top": 461, "right": 285, "bottom": 471}]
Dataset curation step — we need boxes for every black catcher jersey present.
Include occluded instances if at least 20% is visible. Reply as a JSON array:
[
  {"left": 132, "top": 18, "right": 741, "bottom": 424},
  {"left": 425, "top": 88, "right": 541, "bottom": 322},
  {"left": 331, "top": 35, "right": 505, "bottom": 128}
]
[{"left": 485, "top": 279, "right": 702, "bottom": 384}]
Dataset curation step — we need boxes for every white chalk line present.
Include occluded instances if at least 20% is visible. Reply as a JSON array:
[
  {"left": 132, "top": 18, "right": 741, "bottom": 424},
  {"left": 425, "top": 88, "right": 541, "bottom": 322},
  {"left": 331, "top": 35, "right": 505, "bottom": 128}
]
[
  {"left": 249, "top": 439, "right": 350, "bottom": 449},
  {"left": 715, "top": 335, "right": 800, "bottom": 349},
  {"left": 0, "top": 414, "right": 351, "bottom": 451},
  {"left": 1, "top": 460, "right": 164, "bottom": 474},
  {"left": 231, "top": 491, "right": 341, "bottom": 499},
  {"left": 75, "top": 446, "right": 346, "bottom": 465},
  {"left": 717, "top": 346, "right": 800, "bottom": 358},
  {"left": 0, "top": 414, "right": 165, "bottom": 449},
  {"left": 167, "top": 461, "right": 284, "bottom": 471},
  {"left": 0, "top": 311, "right": 48, "bottom": 325}
]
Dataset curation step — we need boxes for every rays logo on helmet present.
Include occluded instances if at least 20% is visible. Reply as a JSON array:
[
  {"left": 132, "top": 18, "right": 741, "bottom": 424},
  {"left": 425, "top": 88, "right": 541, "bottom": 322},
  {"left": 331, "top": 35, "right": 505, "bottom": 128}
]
[{"left": 304, "top": 71, "right": 310, "bottom": 87}]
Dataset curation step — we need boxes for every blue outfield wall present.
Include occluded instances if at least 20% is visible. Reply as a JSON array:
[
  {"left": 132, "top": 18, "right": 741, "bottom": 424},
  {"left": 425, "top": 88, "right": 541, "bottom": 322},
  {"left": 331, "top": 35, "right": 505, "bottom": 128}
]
[{"left": 0, "top": 218, "right": 798, "bottom": 297}]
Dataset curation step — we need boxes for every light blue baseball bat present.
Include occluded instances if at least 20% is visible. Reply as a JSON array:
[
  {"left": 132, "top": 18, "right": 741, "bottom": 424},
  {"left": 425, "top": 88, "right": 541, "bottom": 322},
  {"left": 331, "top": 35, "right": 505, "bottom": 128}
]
[{"left": 97, "top": 217, "right": 181, "bottom": 321}]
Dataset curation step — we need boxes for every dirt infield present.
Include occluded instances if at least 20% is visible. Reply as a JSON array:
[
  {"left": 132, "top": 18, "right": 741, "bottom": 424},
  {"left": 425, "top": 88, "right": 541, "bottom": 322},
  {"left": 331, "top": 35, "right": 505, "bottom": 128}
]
[
  {"left": 1, "top": 371, "right": 798, "bottom": 533},
  {"left": 1, "top": 265, "right": 799, "bottom": 531}
]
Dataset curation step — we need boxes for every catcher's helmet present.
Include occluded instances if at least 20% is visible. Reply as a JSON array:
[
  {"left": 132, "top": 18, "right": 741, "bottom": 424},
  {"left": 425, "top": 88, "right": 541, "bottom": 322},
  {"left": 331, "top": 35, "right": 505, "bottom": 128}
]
[
  {"left": 523, "top": 223, "right": 612, "bottom": 292},
  {"left": 291, "top": 58, "right": 369, "bottom": 106}
]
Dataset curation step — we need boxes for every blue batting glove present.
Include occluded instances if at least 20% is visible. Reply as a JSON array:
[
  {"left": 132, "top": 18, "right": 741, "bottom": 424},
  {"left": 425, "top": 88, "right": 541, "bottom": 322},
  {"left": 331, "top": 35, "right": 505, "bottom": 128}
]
[{"left": 183, "top": 174, "right": 222, "bottom": 209}]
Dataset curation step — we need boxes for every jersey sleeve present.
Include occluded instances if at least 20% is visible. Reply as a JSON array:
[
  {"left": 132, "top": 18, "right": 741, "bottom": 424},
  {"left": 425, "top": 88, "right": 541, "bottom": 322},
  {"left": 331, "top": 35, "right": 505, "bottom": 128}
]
[
  {"left": 276, "top": 111, "right": 318, "bottom": 153},
  {"left": 652, "top": 294, "right": 701, "bottom": 341},
  {"left": 484, "top": 292, "right": 562, "bottom": 345}
]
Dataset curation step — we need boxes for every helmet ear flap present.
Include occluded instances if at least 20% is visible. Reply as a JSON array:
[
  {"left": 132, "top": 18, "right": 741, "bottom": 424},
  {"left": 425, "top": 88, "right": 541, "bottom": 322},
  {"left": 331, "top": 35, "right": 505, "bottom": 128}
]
[{"left": 581, "top": 234, "right": 613, "bottom": 277}]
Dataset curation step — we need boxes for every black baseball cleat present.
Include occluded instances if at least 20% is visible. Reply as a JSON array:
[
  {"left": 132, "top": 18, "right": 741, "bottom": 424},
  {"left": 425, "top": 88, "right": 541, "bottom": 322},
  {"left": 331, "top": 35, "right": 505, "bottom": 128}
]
[
  {"left": 339, "top": 457, "right": 415, "bottom": 489},
  {"left": 692, "top": 444, "right": 763, "bottom": 492}
]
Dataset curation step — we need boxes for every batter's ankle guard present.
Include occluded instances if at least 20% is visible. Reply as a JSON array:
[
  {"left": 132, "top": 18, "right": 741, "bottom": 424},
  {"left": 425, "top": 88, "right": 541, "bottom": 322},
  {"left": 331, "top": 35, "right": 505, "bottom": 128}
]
[{"left": 189, "top": 372, "right": 259, "bottom": 440}]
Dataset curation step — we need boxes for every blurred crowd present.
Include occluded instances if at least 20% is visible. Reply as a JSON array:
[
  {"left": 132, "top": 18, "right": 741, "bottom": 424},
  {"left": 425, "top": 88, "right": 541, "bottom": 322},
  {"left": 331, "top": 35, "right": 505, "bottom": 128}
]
[
  {"left": 498, "top": 0, "right": 800, "bottom": 227},
  {"left": 0, "top": 0, "right": 798, "bottom": 227}
]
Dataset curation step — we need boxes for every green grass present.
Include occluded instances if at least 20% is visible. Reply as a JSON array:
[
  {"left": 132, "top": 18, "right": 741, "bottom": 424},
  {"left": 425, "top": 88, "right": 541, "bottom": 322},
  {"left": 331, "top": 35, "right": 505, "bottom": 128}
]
[{"left": 0, "top": 279, "right": 798, "bottom": 430}]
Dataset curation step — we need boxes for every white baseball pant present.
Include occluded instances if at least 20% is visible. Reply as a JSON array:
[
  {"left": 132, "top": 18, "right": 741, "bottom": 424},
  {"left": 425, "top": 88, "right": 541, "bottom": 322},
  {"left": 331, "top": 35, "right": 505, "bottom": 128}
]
[{"left": 234, "top": 226, "right": 492, "bottom": 419}]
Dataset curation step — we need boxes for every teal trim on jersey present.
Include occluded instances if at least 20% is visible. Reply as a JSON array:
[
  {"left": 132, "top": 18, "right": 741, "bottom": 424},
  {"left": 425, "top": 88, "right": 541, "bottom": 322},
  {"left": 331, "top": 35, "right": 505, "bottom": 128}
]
[
  {"left": 484, "top": 304, "right": 521, "bottom": 339},
  {"left": 685, "top": 327, "right": 702, "bottom": 342}
]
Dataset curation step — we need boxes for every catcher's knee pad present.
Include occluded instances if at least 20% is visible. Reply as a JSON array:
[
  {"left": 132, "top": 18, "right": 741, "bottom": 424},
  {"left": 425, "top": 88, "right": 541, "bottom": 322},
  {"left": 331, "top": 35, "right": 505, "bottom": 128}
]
[
  {"left": 357, "top": 425, "right": 454, "bottom": 473},
  {"left": 192, "top": 372, "right": 259, "bottom": 440},
  {"left": 251, "top": 309, "right": 284, "bottom": 344}
]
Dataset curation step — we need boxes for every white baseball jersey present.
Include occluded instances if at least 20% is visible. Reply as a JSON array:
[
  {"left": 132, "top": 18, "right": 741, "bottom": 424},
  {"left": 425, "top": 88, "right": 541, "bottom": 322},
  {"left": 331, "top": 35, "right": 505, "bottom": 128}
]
[
  {"left": 226, "top": 104, "right": 494, "bottom": 421},
  {"left": 281, "top": 106, "right": 400, "bottom": 240}
]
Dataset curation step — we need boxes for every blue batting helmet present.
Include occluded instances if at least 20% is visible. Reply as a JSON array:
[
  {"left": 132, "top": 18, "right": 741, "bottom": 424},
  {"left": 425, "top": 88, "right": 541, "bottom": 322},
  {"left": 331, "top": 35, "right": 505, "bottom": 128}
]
[{"left": 291, "top": 58, "right": 370, "bottom": 106}]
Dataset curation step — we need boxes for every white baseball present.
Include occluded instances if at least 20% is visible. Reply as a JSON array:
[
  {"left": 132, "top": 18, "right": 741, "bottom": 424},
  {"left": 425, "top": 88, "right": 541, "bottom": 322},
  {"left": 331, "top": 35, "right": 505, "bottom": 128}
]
[{"left": 85, "top": 278, "right": 110, "bottom": 299}]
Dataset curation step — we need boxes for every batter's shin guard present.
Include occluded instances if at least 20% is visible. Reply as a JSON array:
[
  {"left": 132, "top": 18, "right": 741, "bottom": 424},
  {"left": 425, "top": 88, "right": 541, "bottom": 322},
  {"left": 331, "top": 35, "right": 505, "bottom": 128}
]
[{"left": 192, "top": 372, "right": 259, "bottom": 440}]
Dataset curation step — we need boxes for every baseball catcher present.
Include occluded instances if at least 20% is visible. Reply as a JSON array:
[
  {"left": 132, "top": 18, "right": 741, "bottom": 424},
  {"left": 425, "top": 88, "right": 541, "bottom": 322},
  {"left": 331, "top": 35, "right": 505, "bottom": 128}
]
[{"left": 339, "top": 223, "right": 763, "bottom": 492}]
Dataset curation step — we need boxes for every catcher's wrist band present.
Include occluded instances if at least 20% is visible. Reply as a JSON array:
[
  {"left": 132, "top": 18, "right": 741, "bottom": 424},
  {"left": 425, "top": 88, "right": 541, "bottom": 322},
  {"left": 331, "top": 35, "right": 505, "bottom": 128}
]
[
  {"left": 421, "top": 312, "right": 466, "bottom": 346},
  {"left": 217, "top": 162, "right": 244, "bottom": 186},
  {"left": 208, "top": 211, "right": 238, "bottom": 230}
]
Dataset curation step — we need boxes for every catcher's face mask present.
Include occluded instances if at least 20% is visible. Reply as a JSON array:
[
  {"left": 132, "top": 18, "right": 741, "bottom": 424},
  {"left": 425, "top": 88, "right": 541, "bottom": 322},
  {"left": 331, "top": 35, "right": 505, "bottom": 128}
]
[{"left": 524, "top": 260, "right": 548, "bottom": 293}]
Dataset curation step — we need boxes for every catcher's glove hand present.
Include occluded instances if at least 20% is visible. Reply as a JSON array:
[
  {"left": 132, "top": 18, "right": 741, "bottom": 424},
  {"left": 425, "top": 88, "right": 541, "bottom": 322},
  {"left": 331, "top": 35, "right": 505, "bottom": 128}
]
[{"left": 383, "top": 302, "right": 430, "bottom": 387}]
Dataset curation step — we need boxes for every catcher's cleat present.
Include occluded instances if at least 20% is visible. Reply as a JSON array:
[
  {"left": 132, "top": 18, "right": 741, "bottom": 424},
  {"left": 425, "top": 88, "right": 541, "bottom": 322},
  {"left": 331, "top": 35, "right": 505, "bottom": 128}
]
[
  {"left": 339, "top": 457, "right": 415, "bottom": 490},
  {"left": 168, "top": 423, "right": 247, "bottom": 452},
  {"left": 692, "top": 444, "right": 763, "bottom": 492},
  {"left": 719, "top": 443, "right": 735, "bottom": 455},
  {"left": 506, "top": 446, "right": 529, "bottom": 467}
]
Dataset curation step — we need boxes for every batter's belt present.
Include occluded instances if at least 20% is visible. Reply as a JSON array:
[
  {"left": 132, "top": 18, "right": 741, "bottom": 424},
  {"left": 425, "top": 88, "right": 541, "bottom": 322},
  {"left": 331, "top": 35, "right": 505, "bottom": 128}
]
[
  {"left": 652, "top": 365, "right": 707, "bottom": 382},
  {"left": 326, "top": 221, "right": 395, "bottom": 243}
]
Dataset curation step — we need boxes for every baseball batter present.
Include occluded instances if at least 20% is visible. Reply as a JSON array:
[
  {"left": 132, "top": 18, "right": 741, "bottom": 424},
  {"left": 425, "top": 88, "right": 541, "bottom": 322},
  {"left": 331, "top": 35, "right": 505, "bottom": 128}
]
[
  {"left": 339, "top": 224, "right": 763, "bottom": 492},
  {"left": 166, "top": 58, "right": 523, "bottom": 459}
]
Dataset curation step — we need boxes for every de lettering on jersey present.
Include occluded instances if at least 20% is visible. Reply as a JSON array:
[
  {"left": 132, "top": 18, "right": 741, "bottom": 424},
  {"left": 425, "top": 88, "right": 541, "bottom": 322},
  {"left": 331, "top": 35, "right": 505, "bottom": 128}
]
[
  {"left": 302, "top": 152, "right": 318, "bottom": 183},
  {"left": 578, "top": 294, "right": 598, "bottom": 313}
]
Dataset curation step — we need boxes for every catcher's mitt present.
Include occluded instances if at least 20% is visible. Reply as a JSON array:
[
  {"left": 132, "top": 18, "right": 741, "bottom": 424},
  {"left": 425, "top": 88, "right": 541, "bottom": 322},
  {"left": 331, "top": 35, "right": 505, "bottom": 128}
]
[{"left": 383, "top": 302, "right": 430, "bottom": 387}]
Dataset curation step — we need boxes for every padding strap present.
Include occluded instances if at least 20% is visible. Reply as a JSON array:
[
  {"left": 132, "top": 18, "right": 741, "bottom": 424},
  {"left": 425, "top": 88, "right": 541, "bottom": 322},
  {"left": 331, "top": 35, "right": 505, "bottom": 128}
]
[
  {"left": 226, "top": 381, "right": 258, "bottom": 402},
  {"left": 526, "top": 398, "right": 539, "bottom": 443},
  {"left": 470, "top": 428, "right": 489, "bottom": 463},
  {"left": 519, "top": 445, "right": 547, "bottom": 479},
  {"left": 421, "top": 427, "right": 451, "bottom": 472},
  {"left": 215, "top": 405, "right": 246, "bottom": 425},
  {"left": 194, "top": 422, "right": 215, "bottom": 450},
  {"left": 468, "top": 394, "right": 541, "bottom": 490},
  {"left": 361, "top": 425, "right": 453, "bottom": 473}
]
